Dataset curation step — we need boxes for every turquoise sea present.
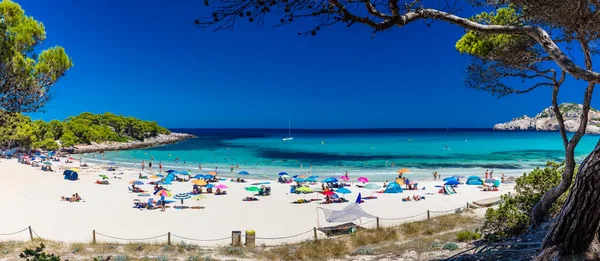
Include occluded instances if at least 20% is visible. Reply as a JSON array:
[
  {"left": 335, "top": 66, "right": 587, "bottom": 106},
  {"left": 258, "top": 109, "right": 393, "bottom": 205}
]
[{"left": 79, "top": 129, "right": 599, "bottom": 181}]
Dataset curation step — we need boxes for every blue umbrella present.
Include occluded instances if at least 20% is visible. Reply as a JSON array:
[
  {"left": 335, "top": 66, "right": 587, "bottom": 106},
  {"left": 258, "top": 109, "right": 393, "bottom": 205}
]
[
  {"left": 173, "top": 193, "right": 191, "bottom": 205},
  {"left": 278, "top": 172, "right": 288, "bottom": 176},
  {"left": 132, "top": 181, "right": 144, "bottom": 185},
  {"left": 40, "top": 155, "right": 46, "bottom": 159},
  {"left": 193, "top": 174, "right": 204, "bottom": 179},
  {"left": 205, "top": 184, "right": 215, "bottom": 188},
  {"left": 310, "top": 175, "right": 319, "bottom": 179},
  {"left": 336, "top": 188, "right": 352, "bottom": 194},
  {"left": 108, "top": 162, "right": 116, "bottom": 165},
  {"left": 166, "top": 170, "right": 176, "bottom": 173},
  {"left": 445, "top": 180, "right": 460, "bottom": 185},
  {"left": 293, "top": 175, "right": 299, "bottom": 178},
  {"left": 322, "top": 177, "right": 338, "bottom": 183},
  {"left": 443, "top": 177, "right": 457, "bottom": 182},
  {"left": 238, "top": 171, "right": 249, "bottom": 175},
  {"left": 156, "top": 174, "right": 165, "bottom": 178},
  {"left": 305, "top": 177, "right": 317, "bottom": 182},
  {"left": 203, "top": 174, "right": 215, "bottom": 179},
  {"left": 294, "top": 178, "right": 305, "bottom": 183}
]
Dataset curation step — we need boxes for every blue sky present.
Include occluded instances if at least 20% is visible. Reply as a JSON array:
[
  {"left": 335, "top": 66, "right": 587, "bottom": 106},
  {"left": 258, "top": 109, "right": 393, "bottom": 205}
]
[{"left": 20, "top": 0, "right": 597, "bottom": 128}]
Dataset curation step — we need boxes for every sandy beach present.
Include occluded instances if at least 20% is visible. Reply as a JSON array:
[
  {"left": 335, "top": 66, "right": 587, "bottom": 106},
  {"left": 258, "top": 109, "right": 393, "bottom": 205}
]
[{"left": 0, "top": 158, "right": 514, "bottom": 246}]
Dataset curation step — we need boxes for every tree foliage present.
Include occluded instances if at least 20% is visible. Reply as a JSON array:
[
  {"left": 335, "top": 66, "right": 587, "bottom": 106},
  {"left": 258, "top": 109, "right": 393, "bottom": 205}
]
[
  {"left": 0, "top": 0, "right": 72, "bottom": 113},
  {"left": 483, "top": 162, "right": 572, "bottom": 240},
  {"left": 19, "top": 243, "right": 62, "bottom": 261},
  {"left": 0, "top": 112, "right": 170, "bottom": 150}
]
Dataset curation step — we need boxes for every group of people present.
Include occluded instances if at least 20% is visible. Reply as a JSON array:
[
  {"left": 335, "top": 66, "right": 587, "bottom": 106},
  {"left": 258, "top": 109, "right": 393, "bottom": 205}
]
[{"left": 61, "top": 193, "right": 82, "bottom": 202}]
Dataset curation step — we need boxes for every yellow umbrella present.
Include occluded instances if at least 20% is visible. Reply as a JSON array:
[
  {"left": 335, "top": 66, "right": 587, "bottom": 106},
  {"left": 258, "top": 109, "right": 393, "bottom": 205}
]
[
  {"left": 150, "top": 175, "right": 159, "bottom": 179},
  {"left": 208, "top": 171, "right": 217, "bottom": 175},
  {"left": 397, "top": 168, "right": 411, "bottom": 174},
  {"left": 70, "top": 168, "right": 80, "bottom": 172},
  {"left": 193, "top": 180, "right": 207, "bottom": 186}
]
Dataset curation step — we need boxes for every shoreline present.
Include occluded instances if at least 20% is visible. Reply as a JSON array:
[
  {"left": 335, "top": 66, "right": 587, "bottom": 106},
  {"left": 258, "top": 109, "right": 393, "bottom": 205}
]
[{"left": 66, "top": 132, "right": 194, "bottom": 154}]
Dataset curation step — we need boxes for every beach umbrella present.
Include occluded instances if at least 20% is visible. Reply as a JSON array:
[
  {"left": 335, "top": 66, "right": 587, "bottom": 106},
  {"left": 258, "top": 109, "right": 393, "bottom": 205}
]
[
  {"left": 150, "top": 175, "right": 159, "bottom": 179},
  {"left": 70, "top": 168, "right": 80, "bottom": 173},
  {"left": 192, "top": 194, "right": 207, "bottom": 207},
  {"left": 397, "top": 168, "right": 411, "bottom": 173},
  {"left": 205, "top": 184, "right": 215, "bottom": 188},
  {"left": 238, "top": 171, "right": 249, "bottom": 175},
  {"left": 203, "top": 174, "right": 215, "bottom": 180},
  {"left": 245, "top": 186, "right": 260, "bottom": 192},
  {"left": 166, "top": 170, "right": 176, "bottom": 173},
  {"left": 322, "top": 190, "right": 335, "bottom": 196},
  {"left": 305, "top": 177, "right": 318, "bottom": 182},
  {"left": 156, "top": 174, "right": 164, "bottom": 178},
  {"left": 192, "top": 180, "right": 207, "bottom": 186},
  {"left": 280, "top": 174, "right": 290, "bottom": 178},
  {"left": 193, "top": 174, "right": 204, "bottom": 179},
  {"left": 99, "top": 174, "right": 109, "bottom": 180},
  {"left": 294, "top": 178, "right": 306, "bottom": 183},
  {"left": 443, "top": 177, "right": 457, "bottom": 182},
  {"left": 312, "top": 187, "right": 324, "bottom": 192},
  {"left": 340, "top": 176, "right": 350, "bottom": 181},
  {"left": 215, "top": 184, "right": 228, "bottom": 189},
  {"left": 357, "top": 177, "right": 369, "bottom": 183},
  {"left": 296, "top": 187, "right": 313, "bottom": 193},
  {"left": 445, "top": 180, "right": 460, "bottom": 185},
  {"left": 42, "top": 161, "right": 52, "bottom": 165},
  {"left": 322, "top": 177, "right": 338, "bottom": 183},
  {"left": 173, "top": 193, "right": 191, "bottom": 205},
  {"left": 208, "top": 171, "right": 217, "bottom": 175},
  {"left": 154, "top": 189, "right": 172, "bottom": 197},
  {"left": 336, "top": 188, "right": 352, "bottom": 194},
  {"left": 132, "top": 181, "right": 144, "bottom": 185},
  {"left": 363, "top": 183, "right": 380, "bottom": 190},
  {"left": 278, "top": 172, "right": 288, "bottom": 176}
]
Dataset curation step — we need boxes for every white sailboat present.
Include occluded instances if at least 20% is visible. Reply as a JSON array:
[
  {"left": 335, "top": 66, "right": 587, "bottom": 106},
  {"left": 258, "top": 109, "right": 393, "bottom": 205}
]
[{"left": 283, "top": 118, "right": 293, "bottom": 141}]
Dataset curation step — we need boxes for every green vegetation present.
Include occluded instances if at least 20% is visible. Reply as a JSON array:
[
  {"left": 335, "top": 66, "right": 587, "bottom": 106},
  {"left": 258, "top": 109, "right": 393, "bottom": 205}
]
[
  {"left": 0, "top": 0, "right": 72, "bottom": 114},
  {"left": 19, "top": 243, "right": 61, "bottom": 261},
  {"left": 0, "top": 112, "right": 170, "bottom": 150},
  {"left": 483, "top": 162, "right": 572, "bottom": 240},
  {"left": 456, "top": 230, "right": 481, "bottom": 242}
]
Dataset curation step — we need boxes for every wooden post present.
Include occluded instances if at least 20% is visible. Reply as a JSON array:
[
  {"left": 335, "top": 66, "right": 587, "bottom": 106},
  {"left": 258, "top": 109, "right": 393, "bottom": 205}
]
[
  {"left": 92, "top": 230, "right": 96, "bottom": 244},
  {"left": 427, "top": 210, "right": 430, "bottom": 220},
  {"left": 167, "top": 232, "right": 171, "bottom": 246},
  {"left": 28, "top": 226, "right": 33, "bottom": 241},
  {"left": 467, "top": 202, "right": 470, "bottom": 209},
  {"left": 376, "top": 217, "right": 380, "bottom": 228},
  {"left": 313, "top": 227, "right": 317, "bottom": 241}
]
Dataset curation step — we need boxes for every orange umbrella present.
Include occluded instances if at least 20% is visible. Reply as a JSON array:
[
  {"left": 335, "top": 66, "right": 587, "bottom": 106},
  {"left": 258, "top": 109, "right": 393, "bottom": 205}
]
[
  {"left": 397, "top": 168, "right": 411, "bottom": 174},
  {"left": 193, "top": 180, "right": 207, "bottom": 186},
  {"left": 208, "top": 171, "right": 217, "bottom": 175}
]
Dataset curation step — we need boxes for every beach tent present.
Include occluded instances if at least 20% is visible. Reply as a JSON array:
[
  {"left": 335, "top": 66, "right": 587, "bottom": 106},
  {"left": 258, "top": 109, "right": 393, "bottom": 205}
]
[
  {"left": 444, "top": 180, "right": 460, "bottom": 185},
  {"left": 63, "top": 170, "right": 78, "bottom": 181},
  {"left": 384, "top": 182, "right": 403, "bottom": 193},
  {"left": 318, "top": 203, "right": 376, "bottom": 223},
  {"left": 466, "top": 176, "right": 483, "bottom": 185},
  {"left": 165, "top": 173, "right": 176, "bottom": 183}
]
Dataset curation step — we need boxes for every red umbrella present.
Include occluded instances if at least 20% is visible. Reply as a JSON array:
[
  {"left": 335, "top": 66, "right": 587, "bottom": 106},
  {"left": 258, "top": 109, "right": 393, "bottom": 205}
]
[{"left": 322, "top": 190, "right": 335, "bottom": 196}]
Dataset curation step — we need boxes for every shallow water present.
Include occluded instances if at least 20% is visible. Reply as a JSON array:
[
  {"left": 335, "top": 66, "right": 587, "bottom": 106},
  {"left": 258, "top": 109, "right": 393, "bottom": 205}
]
[{"left": 79, "top": 129, "right": 599, "bottom": 181}]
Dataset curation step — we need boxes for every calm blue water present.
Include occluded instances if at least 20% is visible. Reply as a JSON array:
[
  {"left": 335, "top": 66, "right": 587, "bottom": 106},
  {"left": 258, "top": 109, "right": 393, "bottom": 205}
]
[{"left": 79, "top": 129, "right": 599, "bottom": 181}]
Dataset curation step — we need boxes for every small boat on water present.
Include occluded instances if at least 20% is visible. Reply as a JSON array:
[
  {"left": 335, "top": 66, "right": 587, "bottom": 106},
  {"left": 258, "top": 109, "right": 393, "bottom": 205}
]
[{"left": 283, "top": 118, "right": 293, "bottom": 141}]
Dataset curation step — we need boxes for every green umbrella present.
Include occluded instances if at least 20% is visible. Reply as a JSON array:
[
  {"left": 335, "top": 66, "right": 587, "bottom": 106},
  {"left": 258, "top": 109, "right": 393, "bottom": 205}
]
[
  {"left": 42, "top": 161, "right": 52, "bottom": 165},
  {"left": 245, "top": 186, "right": 260, "bottom": 192},
  {"left": 192, "top": 195, "right": 206, "bottom": 207},
  {"left": 296, "top": 187, "right": 313, "bottom": 193},
  {"left": 99, "top": 174, "right": 108, "bottom": 180}
]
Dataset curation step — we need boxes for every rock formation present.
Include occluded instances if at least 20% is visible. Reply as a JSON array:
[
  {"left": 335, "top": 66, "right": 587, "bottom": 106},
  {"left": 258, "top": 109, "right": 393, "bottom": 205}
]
[{"left": 494, "top": 103, "right": 600, "bottom": 134}]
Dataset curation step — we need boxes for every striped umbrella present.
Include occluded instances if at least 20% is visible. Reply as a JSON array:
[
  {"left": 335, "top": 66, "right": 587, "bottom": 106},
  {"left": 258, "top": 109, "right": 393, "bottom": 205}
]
[{"left": 173, "top": 193, "right": 191, "bottom": 205}]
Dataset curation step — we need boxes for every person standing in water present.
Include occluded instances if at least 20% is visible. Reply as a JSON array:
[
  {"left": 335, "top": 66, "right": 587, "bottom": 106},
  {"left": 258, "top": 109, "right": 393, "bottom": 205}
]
[
  {"left": 485, "top": 170, "right": 489, "bottom": 179},
  {"left": 142, "top": 161, "right": 145, "bottom": 171},
  {"left": 199, "top": 163, "right": 202, "bottom": 170},
  {"left": 159, "top": 162, "right": 162, "bottom": 173}
]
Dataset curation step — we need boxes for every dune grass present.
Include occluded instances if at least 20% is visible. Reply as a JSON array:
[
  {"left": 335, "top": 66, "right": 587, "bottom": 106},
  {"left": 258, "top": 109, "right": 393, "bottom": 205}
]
[{"left": 0, "top": 212, "right": 481, "bottom": 260}]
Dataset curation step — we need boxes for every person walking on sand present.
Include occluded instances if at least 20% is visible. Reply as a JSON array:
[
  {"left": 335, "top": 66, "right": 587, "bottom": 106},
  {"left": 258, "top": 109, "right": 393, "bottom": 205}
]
[
  {"left": 160, "top": 195, "right": 166, "bottom": 212},
  {"left": 490, "top": 170, "right": 494, "bottom": 179},
  {"left": 149, "top": 161, "right": 153, "bottom": 170},
  {"left": 142, "top": 161, "right": 145, "bottom": 171},
  {"left": 485, "top": 169, "right": 489, "bottom": 179},
  {"left": 432, "top": 171, "right": 437, "bottom": 180}
]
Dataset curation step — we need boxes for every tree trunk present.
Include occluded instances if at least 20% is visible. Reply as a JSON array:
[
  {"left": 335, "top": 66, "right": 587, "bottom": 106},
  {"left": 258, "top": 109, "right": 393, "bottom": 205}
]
[{"left": 539, "top": 140, "right": 600, "bottom": 260}]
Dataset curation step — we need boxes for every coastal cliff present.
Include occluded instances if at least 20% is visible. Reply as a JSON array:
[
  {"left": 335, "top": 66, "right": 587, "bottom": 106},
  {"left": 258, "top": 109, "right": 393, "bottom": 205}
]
[
  {"left": 494, "top": 103, "right": 600, "bottom": 134},
  {"left": 68, "top": 132, "right": 194, "bottom": 153}
]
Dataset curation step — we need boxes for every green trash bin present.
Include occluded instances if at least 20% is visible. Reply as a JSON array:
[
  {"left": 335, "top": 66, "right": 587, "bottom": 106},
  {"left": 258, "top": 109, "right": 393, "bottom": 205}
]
[{"left": 245, "top": 230, "right": 255, "bottom": 247}]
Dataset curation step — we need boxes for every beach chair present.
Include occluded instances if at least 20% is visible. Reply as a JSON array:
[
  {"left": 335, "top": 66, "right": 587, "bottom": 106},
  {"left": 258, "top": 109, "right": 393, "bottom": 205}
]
[{"left": 147, "top": 198, "right": 155, "bottom": 210}]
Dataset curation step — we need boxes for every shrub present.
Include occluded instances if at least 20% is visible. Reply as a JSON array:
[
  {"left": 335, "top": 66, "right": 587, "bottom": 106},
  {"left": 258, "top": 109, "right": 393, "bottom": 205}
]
[
  {"left": 482, "top": 162, "right": 573, "bottom": 240},
  {"left": 352, "top": 246, "right": 375, "bottom": 255},
  {"left": 155, "top": 256, "right": 168, "bottom": 261},
  {"left": 442, "top": 242, "right": 459, "bottom": 251},
  {"left": 19, "top": 243, "right": 61, "bottom": 261},
  {"left": 113, "top": 255, "right": 129, "bottom": 261},
  {"left": 226, "top": 246, "right": 243, "bottom": 255},
  {"left": 456, "top": 230, "right": 481, "bottom": 242},
  {"left": 431, "top": 241, "right": 442, "bottom": 248}
]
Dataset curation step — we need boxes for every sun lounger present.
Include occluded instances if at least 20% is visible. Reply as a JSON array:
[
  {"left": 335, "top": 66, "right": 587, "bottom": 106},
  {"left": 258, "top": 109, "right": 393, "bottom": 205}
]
[
  {"left": 291, "top": 199, "right": 312, "bottom": 204},
  {"left": 190, "top": 206, "right": 205, "bottom": 210},
  {"left": 318, "top": 222, "right": 362, "bottom": 237},
  {"left": 146, "top": 198, "right": 155, "bottom": 210},
  {"left": 362, "top": 196, "right": 377, "bottom": 200}
]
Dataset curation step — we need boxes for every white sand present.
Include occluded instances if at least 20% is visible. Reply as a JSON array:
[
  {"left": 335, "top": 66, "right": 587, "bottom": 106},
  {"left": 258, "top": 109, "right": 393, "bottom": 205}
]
[{"left": 0, "top": 158, "right": 514, "bottom": 246}]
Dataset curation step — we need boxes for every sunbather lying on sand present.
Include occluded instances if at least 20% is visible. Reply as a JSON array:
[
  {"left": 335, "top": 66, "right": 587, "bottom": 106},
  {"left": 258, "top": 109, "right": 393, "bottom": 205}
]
[
  {"left": 95, "top": 180, "right": 109, "bottom": 185},
  {"left": 243, "top": 197, "right": 258, "bottom": 201},
  {"left": 61, "top": 193, "right": 82, "bottom": 202}
]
